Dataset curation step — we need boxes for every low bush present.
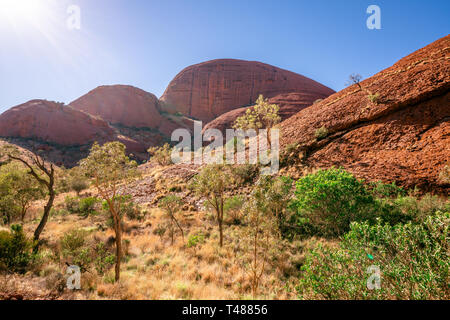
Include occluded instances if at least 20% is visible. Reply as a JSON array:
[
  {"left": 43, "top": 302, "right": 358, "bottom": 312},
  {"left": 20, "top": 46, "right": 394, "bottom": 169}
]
[
  {"left": 290, "top": 168, "right": 378, "bottom": 237},
  {"left": 0, "top": 224, "right": 34, "bottom": 273},
  {"left": 314, "top": 126, "right": 328, "bottom": 140},
  {"left": 224, "top": 195, "right": 245, "bottom": 225},
  {"left": 148, "top": 143, "right": 173, "bottom": 166},
  {"left": 297, "top": 212, "right": 449, "bottom": 300}
]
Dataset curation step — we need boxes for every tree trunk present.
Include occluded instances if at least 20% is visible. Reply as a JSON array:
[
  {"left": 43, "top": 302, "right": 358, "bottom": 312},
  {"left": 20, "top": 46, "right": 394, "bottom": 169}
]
[
  {"left": 21, "top": 205, "right": 26, "bottom": 222},
  {"left": 114, "top": 217, "right": 122, "bottom": 282},
  {"left": 33, "top": 188, "right": 55, "bottom": 252}
]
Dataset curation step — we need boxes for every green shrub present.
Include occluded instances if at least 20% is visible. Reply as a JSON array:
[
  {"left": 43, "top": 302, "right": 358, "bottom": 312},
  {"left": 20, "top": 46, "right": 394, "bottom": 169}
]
[
  {"left": 187, "top": 233, "right": 205, "bottom": 248},
  {"left": 148, "top": 143, "right": 173, "bottom": 166},
  {"left": 78, "top": 197, "right": 100, "bottom": 216},
  {"left": 60, "top": 229, "right": 92, "bottom": 271},
  {"left": 224, "top": 195, "right": 245, "bottom": 225},
  {"left": 314, "top": 126, "right": 328, "bottom": 140},
  {"left": 94, "top": 242, "right": 115, "bottom": 275},
  {"left": 297, "top": 212, "right": 449, "bottom": 300},
  {"left": 64, "top": 195, "right": 80, "bottom": 214},
  {"left": 291, "top": 168, "right": 378, "bottom": 237},
  {"left": 368, "top": 93, "right": 380, "bottom": 104},
  {"left": 0, "top": 224, "right": 34, "bottom": 273},
  {"left": 102, "top": 195, "right": 143, "bottom": 221}
]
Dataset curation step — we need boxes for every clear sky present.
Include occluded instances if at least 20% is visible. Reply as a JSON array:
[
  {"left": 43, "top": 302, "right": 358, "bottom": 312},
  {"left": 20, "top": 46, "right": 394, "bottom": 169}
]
[{"left": 0, "top": 0, "right": 449, "bottom": 113}]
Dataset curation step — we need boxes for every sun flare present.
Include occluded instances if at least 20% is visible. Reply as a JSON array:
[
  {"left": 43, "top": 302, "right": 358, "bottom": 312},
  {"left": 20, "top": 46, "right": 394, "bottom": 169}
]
[{"left": 0, "top": 0, "right": 46, "bottom": 24}]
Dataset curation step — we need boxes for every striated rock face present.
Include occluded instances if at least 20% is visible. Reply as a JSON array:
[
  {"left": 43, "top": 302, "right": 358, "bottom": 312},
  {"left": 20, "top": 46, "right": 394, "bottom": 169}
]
[
  {"left": 160, "top": 59, "right": 335, "bottom": 123},
  {"left": 0, "top": 100, "right": 116, "bottom": 146},
  {"left": 70, "top": 85, "right": 163, "bottom": 128},
  {"left": 202, "top": 92, "right": 323, "bottom": 134},
  {"left": 280, "top": 35, "right": 450, "bottom": 193}
]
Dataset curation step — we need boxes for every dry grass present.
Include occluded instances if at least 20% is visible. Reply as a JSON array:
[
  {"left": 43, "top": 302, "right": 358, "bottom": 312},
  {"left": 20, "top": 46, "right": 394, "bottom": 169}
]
[{"left": 4, "top": 194, "right": 309, "bottom": 299}]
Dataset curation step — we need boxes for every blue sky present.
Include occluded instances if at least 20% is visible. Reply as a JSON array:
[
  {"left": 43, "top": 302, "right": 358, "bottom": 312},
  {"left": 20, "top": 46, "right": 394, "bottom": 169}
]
[{"left": 0, "top": 0, "right": 449, "bottom": 113}]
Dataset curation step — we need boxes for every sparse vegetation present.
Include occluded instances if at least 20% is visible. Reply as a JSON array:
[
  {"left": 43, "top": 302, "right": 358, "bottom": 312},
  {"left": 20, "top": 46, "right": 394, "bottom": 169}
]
[
  {"left": 368, "top": 93, "right": 380, "bottom": 104},
  {"left": 148, "top": 143, "right": 173, "bottom": 166},
  {"left": 80, "top": 141, "right": 138, "bottom": 282},
  {"left": 233, "top": 95, "right": 281, "bottom": 147},
  {"left": 314, "top": 126, "right": 328, "bottom": 140}
]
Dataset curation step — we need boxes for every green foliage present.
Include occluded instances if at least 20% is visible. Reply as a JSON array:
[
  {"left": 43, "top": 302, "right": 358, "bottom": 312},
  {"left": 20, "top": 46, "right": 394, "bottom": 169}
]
[
  {"left": 314, "top": 126, "right": 328, "bottom": 140},
  {"left": 64, "top": 196, "right": 100, "bottom": 217},
  {"left": 291, "top": 168, "right": 378, "bottom": 237},
  {"left": 224, "top": 195, "right": 245, "bottom": 225},
  {"left": 233, "top": 95, "right": 281, "bottom": 131},
  {"left": 60, "top": 229, "right": 114, "bottom": 274},
  {"left": 159, "top": 195, "right": 184, "bottom": 244},
  {"left": 297, "top": 212, "right": 449, "bottom": 300},
  {"left": 94, "top": 242, "right": 115, "bottom": 275},
  {"left": 187, "top": 232, "right": 205, "bottom": 248},
  {"left": 0, "top": 224, "right": 34, "bottom": 273},
  {"left": 147, "top": 143, "right": 173, "bottom": 166},
  {"left": 368, "top": 93, "right": 380, "bottom": 104},
  {"left": 102, "top": 195, "right": 143, "bottom": 221},
  {"left": 0, "top": 162, "right": 44, "bottom": 223},
  {"left": 190, "top": 164, "right": 236, "bottom": 246}
]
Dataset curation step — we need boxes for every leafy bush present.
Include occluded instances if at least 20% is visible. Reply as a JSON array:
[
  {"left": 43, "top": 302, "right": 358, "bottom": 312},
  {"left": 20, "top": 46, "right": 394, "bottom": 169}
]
[
  {"left": 291, "top": 168, "right": 378, "bottom": 237},
  {"left": 0, "top": 224, "right": 34, "bottom": 273},
  {"left": 102, "top": 195, "right": 143, "bottom": 221},
  {"left": 224, "top": 195, "right": 245, "bottom": 225},
  {"left": 60, "top": 229, "right": 92, "bottom": 271},
  {"left": 64, "top": 195, "right": 80, "bottom": 214},
  {"left": 78, "top": 197, "right": 100, "bottom": 217},
  {"left": 187, "top": 233, "right": 205, "bottom": 248},
  {"left": 148, "top": 143, "right": 173, "bottom": 166},
  {"left": 297, "top": 212, "right": 449, "bottom": 300},
  {"left": 314, "top": 126, "right": 328, "bottom": 140}
]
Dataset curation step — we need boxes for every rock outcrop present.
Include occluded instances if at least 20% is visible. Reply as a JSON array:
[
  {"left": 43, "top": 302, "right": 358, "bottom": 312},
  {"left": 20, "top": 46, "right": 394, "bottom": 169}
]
[
  {"left": 0, "top": 100, "right": 115, "bottom": 146},
  {"left": 160, "top": 59, "right": 335, "bottom": 123},
  {"left": 70, "top": 85, "right": 163, "bottom": 129},
  {"left": 280, "top": 34, "right": 450, "bottom": 192}
]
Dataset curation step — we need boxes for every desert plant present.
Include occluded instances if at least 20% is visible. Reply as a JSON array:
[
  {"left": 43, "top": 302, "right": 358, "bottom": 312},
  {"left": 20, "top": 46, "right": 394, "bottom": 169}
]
[
  {"left": 223, "top": 195, "right": 245, "bottom": 225},
  {"left": 0, "top": 146, "right": 56, "bottom": 251},
  {"left": 190, "top": 164, "right": 236, "bottom": 246},
  {"left": 297, "top": 212, "right": 449, "bottom": 300},
  {"left": 368, "top": 93, "right": 380, "bottom": 104},
  {"left": 148, "top": 143, "right": 173, "bottom": 166},
  {"left": 233, "top": 95, "right": 281, "bottom": 147},
  {"left": 159, "top": 195, "right": 184, "bottom": 245},
  {"left": 0, "top": 224, "right": 34, "bottom": 273},
  {"left": 80, "top": 141, "right": 138, "bottom": 282},
  {"left": 291, "top": 168, "right": 378, "bottom": 237},
  {"left": 314, "top": 126, "right": 328, "bottom": 140},
  {"left": 0, "top": 163, "right": 44, "bottom": 222}
]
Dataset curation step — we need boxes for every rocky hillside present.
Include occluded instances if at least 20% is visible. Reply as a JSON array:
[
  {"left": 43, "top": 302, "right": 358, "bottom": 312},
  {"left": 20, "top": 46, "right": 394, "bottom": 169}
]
[
  {"left": 70, "top": 85, "right": 164, "bottom": 129},
  {"left": 0, "top": 100, "right": 145, "bottom": 166},
  {"left": 280, "top": 34, "right": 450, "bottom": 193},
  {"left": 160, "top": 59, "right": 334, "bottom": 123}
]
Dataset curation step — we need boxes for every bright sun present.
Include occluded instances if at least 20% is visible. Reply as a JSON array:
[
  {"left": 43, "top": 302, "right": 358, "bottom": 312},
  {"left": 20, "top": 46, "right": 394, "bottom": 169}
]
[{"left": 0, "top": 0, "right": 46, "bottom": 23}]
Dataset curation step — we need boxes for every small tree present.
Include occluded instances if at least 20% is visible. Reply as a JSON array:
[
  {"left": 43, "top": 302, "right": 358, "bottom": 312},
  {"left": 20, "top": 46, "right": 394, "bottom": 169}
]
[
  {"left": 240, "top": 198, "right": 274, "bottom": 298},
  {"left": 190, "top": 164, "right": 235, "bottom": 247},
  {"left": 346, "top": 73, "right": 363, "bottom": 90},
  {"left": 233, "top": 95, "right": 281, "bottom": 147},
  {"left": 0, "top": 146, "right": 55, "bottom": 251},
  {"left": 79, "top": 142, "right": 137, "bottom": 282},
  {"left": 159, "top": 195, "right": 184, "bottom": 245},
  {"left": 0, "top": 163, "right": 44, "bottom": 222},
  {"left": 252, "top": 175, "right": 293, "bottom": 234}
]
